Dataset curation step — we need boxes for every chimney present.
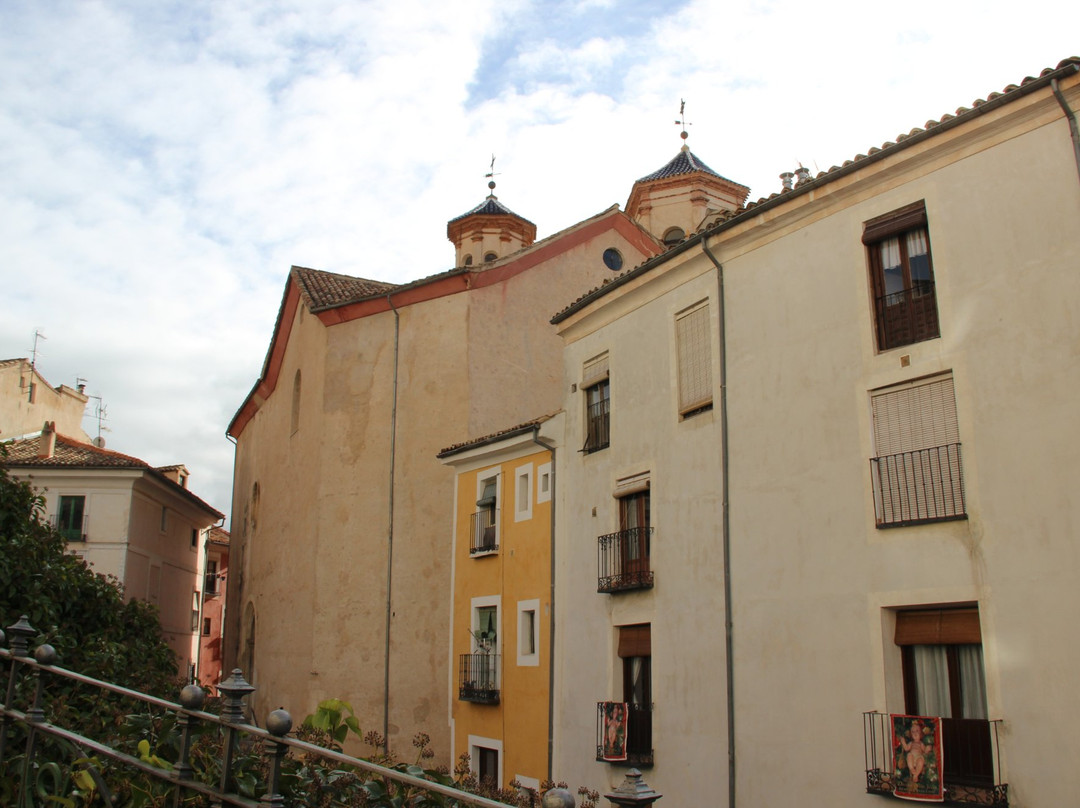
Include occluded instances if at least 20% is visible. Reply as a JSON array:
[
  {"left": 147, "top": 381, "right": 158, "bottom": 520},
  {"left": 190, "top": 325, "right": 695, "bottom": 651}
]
[
  {"left": 39, "top": 421, "right": 56, "bottom": 458},
  {"left": 794, "top": 166, "right": 812, "bottom": 186},
  {"left": 780, "top": 171, "right": 795, "bottom": 191}
]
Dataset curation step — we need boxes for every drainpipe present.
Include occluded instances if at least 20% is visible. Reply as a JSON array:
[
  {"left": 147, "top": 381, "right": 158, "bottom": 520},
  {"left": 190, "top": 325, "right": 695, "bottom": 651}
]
[
  {"left": 1051, "top": 78, "right": 1080, "bottom": 187},
  {"left": 384, "top": 291, "right": 401, "bottom": 753},
  {"left": 530, "top": 426, "right": 557, "bottom": 782},
  {"left": 700, "top": 238, "right": 735, "bottom": 808}
]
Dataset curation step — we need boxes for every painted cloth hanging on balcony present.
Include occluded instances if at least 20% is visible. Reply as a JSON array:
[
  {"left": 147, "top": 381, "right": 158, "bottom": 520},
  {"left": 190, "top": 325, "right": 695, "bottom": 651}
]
[
  {"left": 891, "top": 715, "right": 944, "bottom": 801},
  {"left": 600, "top": 701, "right": 628, "bottom": 761}
]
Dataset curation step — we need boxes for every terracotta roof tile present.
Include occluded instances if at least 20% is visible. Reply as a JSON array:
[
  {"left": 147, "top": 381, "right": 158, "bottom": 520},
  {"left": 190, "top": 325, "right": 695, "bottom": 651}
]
[
  {"left": 552, "top": 57, "right": 1080, "bottom": 324},
  {"left": 437, "top": 414, "right": 556, "bottom": 458},
  {"left": 292, "top": 266, "right": 399, "bottom": 310},
  {"left": 3, "top": 434, "right": 149, "bottom": 468}
]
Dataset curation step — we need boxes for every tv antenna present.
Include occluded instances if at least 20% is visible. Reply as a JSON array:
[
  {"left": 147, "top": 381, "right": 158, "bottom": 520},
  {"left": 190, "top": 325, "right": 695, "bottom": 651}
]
[
  {"left": 675, "top": 99, "right": 692, "bottom": 143},
  {"left": 27, "top": 330, "right": 46, "bottom": 402},
  {"left": 86, "top": 394, "right": 111, "bottom": 446}
]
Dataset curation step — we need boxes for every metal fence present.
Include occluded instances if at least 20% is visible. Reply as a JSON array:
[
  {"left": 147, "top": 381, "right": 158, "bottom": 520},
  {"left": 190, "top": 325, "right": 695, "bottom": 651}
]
[{"left": 0, "top": 614, "right": 528, "bottom": 808}]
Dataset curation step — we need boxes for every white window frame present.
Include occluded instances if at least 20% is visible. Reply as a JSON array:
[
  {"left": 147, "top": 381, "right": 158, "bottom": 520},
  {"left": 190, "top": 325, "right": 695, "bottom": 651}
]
[
  {"left": 515, "top": 775, "right": 540, "bottom": 797},
  {"left": 516, "top": 598, "right": 540, "bottom": 667},
  {"left": 471, "top": 595, "right": 501, "bottom": 656},
  {"left": 468, "top": 735, "right": 503, "bottom": 787},
  {"left": 474, "top": 469, "right": 502, "bottom": 556},
  {"left": 537, "top": 462, "right": 551, "bottom": 504},
  {"left": 514, "top": 463, "right": 533, "bottom": 522}
]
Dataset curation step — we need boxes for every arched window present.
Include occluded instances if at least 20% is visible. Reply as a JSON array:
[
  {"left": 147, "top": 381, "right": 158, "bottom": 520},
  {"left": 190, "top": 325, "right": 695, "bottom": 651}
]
[
  {"left": 290, "top": 370, "right": 301, "bottom": 434},
  {"left": 464, "top": 254, "right": 473, "bottom": 266},
  {"left": 662, "top": 227, "right": 685, "bottom": 246}
]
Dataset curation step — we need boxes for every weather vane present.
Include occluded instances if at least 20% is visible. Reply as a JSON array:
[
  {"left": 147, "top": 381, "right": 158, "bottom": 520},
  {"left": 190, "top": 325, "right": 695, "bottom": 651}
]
[
  {"left": 485, "top": 154, "right": 501, "bottom": 193},
  {"left": 675, "top": 99, "right": 691, "bottom": 142}
]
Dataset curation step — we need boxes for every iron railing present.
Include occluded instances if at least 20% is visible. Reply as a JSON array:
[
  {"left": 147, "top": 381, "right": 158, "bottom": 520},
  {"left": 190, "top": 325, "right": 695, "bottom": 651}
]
[
  {"left": 874, "top": 281, "right": 940, "bottom": 350},
  {"left": 0, "top": 614, "right": 523, "bottom": 808},
  {"left": 597, "top": 527, "right": 654, "bottom": 593},
  {"left": 469, "top": 510, "right": 499, "bottom": 555},
  {"left": 863, "top": 711, "right": 1007, "bottom": 806},
  {"left": 458, "top": 653, "right": 500, "bottom": 704},
  {"left": 49, "top": 513, "right": 87, "bottom": 542},
  {"left": 583, "top": 398, "right": 610, "bottom": 454},
  {"left": 871, "top": 443, "right": 967, "bottom": 527},
  {"left": 595, "top": 702, "right": 652, "bottom": 767}
]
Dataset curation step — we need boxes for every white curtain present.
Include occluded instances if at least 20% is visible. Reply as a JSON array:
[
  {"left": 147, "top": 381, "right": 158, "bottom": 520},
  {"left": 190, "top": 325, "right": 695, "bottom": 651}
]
[
  {"left": 958, "top": 645, "right": 988, "bottom": 719},
  {"left": 906, "top": 228, "right": 929, "bottom": 258},
  {"left": 913, "top": 645, "right": 951, "bottom": 717}
]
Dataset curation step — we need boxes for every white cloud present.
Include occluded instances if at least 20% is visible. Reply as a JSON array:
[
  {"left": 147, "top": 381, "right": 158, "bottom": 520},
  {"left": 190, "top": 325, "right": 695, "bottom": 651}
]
[{"left": 2, "top": 0, "right": 1078, "bottom": 518}]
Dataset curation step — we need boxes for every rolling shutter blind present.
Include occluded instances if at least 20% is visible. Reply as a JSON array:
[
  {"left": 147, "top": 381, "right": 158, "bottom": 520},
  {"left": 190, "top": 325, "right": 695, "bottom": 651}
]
[
  {"left": 675, "top": 302, "right": 712, "bottom": 413},
  {"left": 862, "top": 200, "right": 928, "bottom": 244},
  {"left": 894, "top": 608, "right": 981, "bottom": 645},
  {"left": 872, "top": 374, "right": 958, "bottom": 456},
  {"left": 582, "top": 354, "right": 610, "bottom": 388},
  {"left": 618, "top": 624, "right": 651, "bottom": 658}
]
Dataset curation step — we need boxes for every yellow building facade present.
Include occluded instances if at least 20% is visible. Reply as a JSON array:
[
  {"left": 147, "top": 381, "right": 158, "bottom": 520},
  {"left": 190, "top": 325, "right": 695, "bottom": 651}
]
[{"left": 438, "top": 417, "right": 559, "bottom": 791}]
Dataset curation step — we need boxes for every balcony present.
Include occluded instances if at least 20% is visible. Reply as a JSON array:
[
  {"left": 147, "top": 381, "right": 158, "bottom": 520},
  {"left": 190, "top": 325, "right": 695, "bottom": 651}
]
[
  {"left": 598, "top": 527, "right": 654, "bottom": 593},
  {"left": 871, "top": 444, "right": 967, "bottom": 527},
  {"left": 863, "top": 712, "right": 1007, "bottom": 806},
  {"left": 469, "top": 510, "right": 499, "bottom": 555},
  {"left": 50, "top": 513, "right": 87, "bottom": 542},
  {"left": 596, "top": 702, "right": 652, "bottom": 767},
  {"left": 875, "top": 281, "right": 940, "bottom": 350},
  {"left": 584, "top": 397, "right": 610, "bottom": 454},
  {"left": 458, "top": 653, "right": 500, "bottom": 704}
]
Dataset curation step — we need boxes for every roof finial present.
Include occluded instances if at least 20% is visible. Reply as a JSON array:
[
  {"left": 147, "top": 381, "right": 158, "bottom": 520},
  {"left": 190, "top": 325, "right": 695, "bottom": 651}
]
[
  {"left": 485, "top": 154, "right": 500, "bottom": 196},
  {"left": 675, "top": 99, "right": 691, "bottom": 149}
]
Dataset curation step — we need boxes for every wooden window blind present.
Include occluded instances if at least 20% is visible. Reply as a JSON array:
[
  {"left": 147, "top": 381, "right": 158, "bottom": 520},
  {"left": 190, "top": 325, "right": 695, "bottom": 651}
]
[
  {"left": 582, "top": 353, "right": 610, "bottom": 388},
  {"left": 618, "top": 624, "right": 651, "bottom": 658},
  {"left": 894, "top": 608, "right": 981, "bottom": 646},
  {"left": 872, "top": 374, "right": 958, "bottom": 456},
  {"left": 675, "top": 301, "right": 712, "bottom": 415}
]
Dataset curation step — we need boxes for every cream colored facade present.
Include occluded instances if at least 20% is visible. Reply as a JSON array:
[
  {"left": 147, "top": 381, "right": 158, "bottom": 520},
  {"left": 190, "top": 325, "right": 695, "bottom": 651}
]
[
  {"left": 0, "top": 358, "right": 91, "bottom": 442},
  {"left": 3, "top": 432, "right": 223, "bottom": 674},
  {"left": 225, "top": 200, "right": 662, "bottom": 757},
  {"left": 439, "top": 418, "right": 559, "bottom": 790},
  {"left": 552, "top": 60, "right": 1080, "bottom": 807}
]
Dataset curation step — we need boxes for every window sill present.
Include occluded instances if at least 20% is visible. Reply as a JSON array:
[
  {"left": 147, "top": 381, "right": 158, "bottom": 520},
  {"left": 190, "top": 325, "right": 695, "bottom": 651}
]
[
  {"left": 469, "top": 548, "right": 499, "bottom": 558},
  {"left": 875, "top": 514, "right": 968, "bottom": 530}
]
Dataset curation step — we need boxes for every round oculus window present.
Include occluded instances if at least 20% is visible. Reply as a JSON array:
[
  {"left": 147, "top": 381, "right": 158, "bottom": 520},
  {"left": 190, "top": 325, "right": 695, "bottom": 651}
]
[{"left": 603, "top": 248, "right": 623, "bottom": 271}]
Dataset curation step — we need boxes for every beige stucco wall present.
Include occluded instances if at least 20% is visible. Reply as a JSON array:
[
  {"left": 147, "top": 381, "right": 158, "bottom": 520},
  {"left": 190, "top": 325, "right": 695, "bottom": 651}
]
[
  {"left": 554, "top": 75, "right": 1080, "bottom": 806},
  {"left": 0, "top": 360, "right": 91, "bottom": 442},
  {"left": 228, "top": 215, "right": 652, "bottom": 761}
]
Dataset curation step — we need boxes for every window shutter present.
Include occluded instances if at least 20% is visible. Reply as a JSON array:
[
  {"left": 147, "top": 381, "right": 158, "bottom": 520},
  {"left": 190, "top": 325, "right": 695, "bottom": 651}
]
[
  {"left": 862, "top": 201, "right": 928, "bottom": 244},
  {"left": 872, "top": 374, "right": 958, "bottom": 456},
  {"left": 582, "top": 353, "right": 610, "bottom": 388},
  {"left": 894, "top": 608, "right": 981, "bottom": 645},
  {"left": 618, "top": 624, "right": 651, "bottom": 658},
  {"left": 675, "top": 302, "right": 712, "bottom": 414}
]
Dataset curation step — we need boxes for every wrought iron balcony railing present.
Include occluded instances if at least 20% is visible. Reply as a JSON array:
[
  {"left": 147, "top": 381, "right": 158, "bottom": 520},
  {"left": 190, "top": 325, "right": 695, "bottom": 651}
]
[
  {"left": 597, "top": 527, "right": 654, "bottom": 593},
  {"left": 875, "top": 281, "right": 940, "bottom": 350},
  {"left": 596, "top": 701, "right": 652, "bottom": 767},
  {"left": 49, "top": 513, "right": 88, "bottom": 541},
  {"left": 584, "top": 398, "right": 610, "bottom": 454},
  {"left": 871, "top": 443, "right": 967, "bottom": 527},
  {"left": 458, "top": 653, "right": 500, "bottom": 704},
  {"left": 863, "top": 711, "right": 1007, "bottom": 806},
  {"left": 469, "top": 510, "right": 499, "bottom": 555}
]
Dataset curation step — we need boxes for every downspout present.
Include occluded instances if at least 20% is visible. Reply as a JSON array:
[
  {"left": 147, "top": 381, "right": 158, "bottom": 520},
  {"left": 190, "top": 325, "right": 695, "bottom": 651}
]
[
  {"left": 384, "top": 291, "right": 401, "bottom": 753},
  {"left": 530, "top": 426, "right": 557, "bottom": 782},
  {"left": 701, "top": 238, "right": 735, "bottom": 808},
  {"left": 1051, "top": 77, "right": 1080, "bottom": 186}
]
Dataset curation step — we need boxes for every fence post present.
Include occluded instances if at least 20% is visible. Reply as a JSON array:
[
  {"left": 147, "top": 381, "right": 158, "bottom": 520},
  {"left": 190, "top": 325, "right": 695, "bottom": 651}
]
[
  {"left": 1, "top": 617, "right": 38, "bottom": 769},
  {"left": 261, "top": 708, "right": 292, "bottom": 807},
  {"left": 19, "top": 643, "right": 57, "bottom": 807},
  {"left": 604, "top": 769, "right": 662, "bottom": 808},
  {"left": 217, "top": 668, "right": 256, "bottom": 796},
  {"left": 171, "top": 684, "right": 206, "bottom": 808}
]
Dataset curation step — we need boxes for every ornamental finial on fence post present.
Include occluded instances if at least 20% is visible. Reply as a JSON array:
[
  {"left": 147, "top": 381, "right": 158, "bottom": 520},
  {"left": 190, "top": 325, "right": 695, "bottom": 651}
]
[
  {"left": 218, "top": 669, "right": 256, "bottom": 724},
  {"left": 542, "top": 787, "right": 576, "bottom": 808},
  {"left": 604, "top": 769, "right": 662, "bottom": 808},
  {"left": 6, "top": 615, "right": 37, "bottom": 658}
]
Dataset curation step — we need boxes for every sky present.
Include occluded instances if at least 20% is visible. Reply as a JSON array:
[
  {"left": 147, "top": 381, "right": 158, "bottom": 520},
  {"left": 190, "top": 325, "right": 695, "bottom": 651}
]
[{"left": 2, "top": 0, "right": 1077, "bottom": 522}]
